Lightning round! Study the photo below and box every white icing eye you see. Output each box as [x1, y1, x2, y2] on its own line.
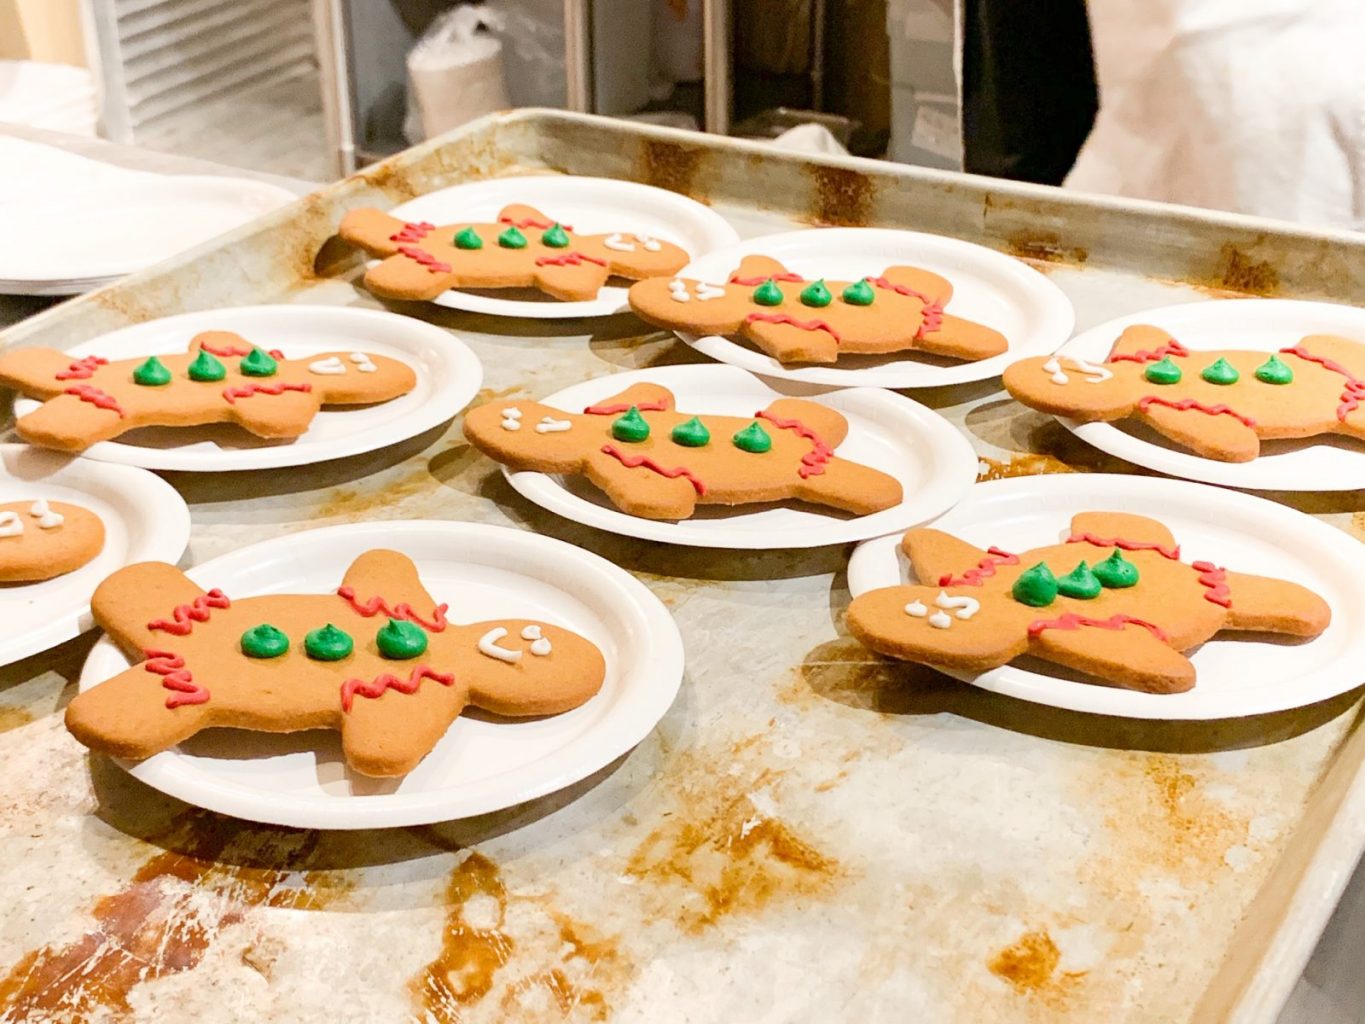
[521, 624, 543, 640]
[928, 611, 952, 629]
[905, 600, 927, 617]
[668, 279, 691, 303]
[0, 511, 22, 537]
[603, 233, 636, 252]
[530, 638, 552, 656]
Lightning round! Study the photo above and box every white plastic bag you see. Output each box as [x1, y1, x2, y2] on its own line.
[405, 5, 510, 142]
[486, 0, 567, 108]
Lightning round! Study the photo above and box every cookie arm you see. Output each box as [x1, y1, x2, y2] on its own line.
[901, 529, 997, 587]
[15, 392, 130, 450]
[65, 664, 214, 761]
[337, 549, 442, 616]
[92, 562, 215, 653]
[1221, 572, 1332, 637]
[363, 252, 461, 302]
[0, 347, 85, 397]
[337, 207, 410, 257]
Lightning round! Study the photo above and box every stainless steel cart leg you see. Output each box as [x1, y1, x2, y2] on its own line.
[702, 0, 731, 134]
[312, 0, 357, 176]
[564, 0, 594, 113]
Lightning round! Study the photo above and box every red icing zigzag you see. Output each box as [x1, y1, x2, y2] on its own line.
[63, 385, 126, 418]
[222, 382, 313, 404]
[1281, 344, 1365, 422]
[340, 665, 456, 713]
[1027, 612, 1169, 643]
[143, 649, 210, 708]
[1138, 396, 1257, 428]
[1109, 339, 1191, 364]
[336, 586, 450, 632]
[55, 356, 108, 381]
[147, 589, 231, 636]
[745, 313, 843, 344]
[755, 409, 834, 479]
[937, 547, 1020, 588]
[600, 444, 707, 495]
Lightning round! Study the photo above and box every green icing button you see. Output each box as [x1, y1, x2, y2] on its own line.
[611, 406, 650, 443]
[799, 279, 832, 308]
[239, 347, 277, 378]
[376, 618, 428, 660]
[1144, 357, 1183, 385]
[752, 278, 784, 306]
[498, 226, 527, 249]
[132, 356, 171, 387]
[1254, 354, 1293, 385]
[1056, 561, 1102, 600]
[240, 624, 289, 659]
[454, 226, 483, 250]
[541, 223, 570, 248]
[304, 623, 353, 661]
[1201, 357, 1240, 385]
[187, 349, 226, 382]
[841, 278, 875, 306]
[670, 416, 710, 447]
[1092, 549, 1139, 589]
[1012, 562, 1059, 607]
[732, 421, 772, 453]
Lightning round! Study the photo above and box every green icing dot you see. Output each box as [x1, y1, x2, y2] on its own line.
[670, 416, 710, 447]
[239, 347, 277, 378]
[1092, 549, 1139, 589]
[541, 223, 570, 248]
[132, 356, 171, 387]
[732, 421, 772, 453]
[304, 623, 353, 661]
[1144, 357, 1183, 385]
[187, 349, 226, 382]
[799, 279, 832, 308]
[1254, 354, 1294, 385]
[240, 624, 289, 659]
[1201, 357, 1240, 385]
[611, 406, 650, 443]
[498, 226, 527, 249]
[1056, 561, 1102, 600]
[1012, 562, 1059, 607]
[752, 278, 784, 306]
[454, 226, 483, 250]
[376, 618, 428, 660]
[841, 278, 875, 306]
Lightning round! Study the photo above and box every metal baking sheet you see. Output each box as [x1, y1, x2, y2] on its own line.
[2, 110, 1364, 1023]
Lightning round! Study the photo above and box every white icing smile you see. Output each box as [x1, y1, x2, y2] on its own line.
[0, 511, 22, 537]
[534, 416, 572, 434]
[693, 282, 726, 301]
[309, 357, 347, 375]
[1043, 355, 1113, 385]
[604, 233, 635, 252]
[477, 627, 522, 663]
[934, 591, 980, 620]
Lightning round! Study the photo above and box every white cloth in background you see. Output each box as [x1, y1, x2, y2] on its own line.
[1066, 0, 1365, 230]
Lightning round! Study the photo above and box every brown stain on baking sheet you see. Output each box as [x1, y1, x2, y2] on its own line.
[977, 454, 1080, 481]
[636, 138, 708, 200]
[0, 707, 33, 734]
[805, 164, 875, 226]
[0, 816, 352, 1023]
[988, 929, 1088, 1011]
[1005, 231, 1088, 266]
[1208, 242, 1280, 296]
[413, 852, 626, 1023]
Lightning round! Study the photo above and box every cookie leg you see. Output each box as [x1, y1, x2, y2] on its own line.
[794, 460, 904, 515]
[1220, 571, 1332, 636]
[339, 679, 467, 777]
[533, 262, 613, 302]
[364, 252, 461, 302]
[1028, 617, 1196, 693]
[1139, 402, 1261, 462]
[743, 319, 842, 364]
[847, 584, 1030, 671]
[585, 450, 702, 519]
[917, 314, 1009, 361]
[65, 664, 214, 760]
[16, 392, 130, 450]
[226, 388, 326, 439]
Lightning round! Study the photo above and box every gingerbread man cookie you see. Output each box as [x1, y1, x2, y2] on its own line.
[0, 498, 103, 582]
[626, 255, 1008, 365]
[65, 550, 607, 777]
[0, 331, 416, 452]
[337, 203, 689, 302]
[463, 382, 904, 520]
[1003, 327, 1365, 462]
[847, 512, 1330, 694]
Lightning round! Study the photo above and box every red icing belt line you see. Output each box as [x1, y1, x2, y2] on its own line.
[1137, 396, 1257, 428]
[147, 589, 231, 635]
[535, 252, 606, 268]
[55, 356, 108, 380]
[868, 276, 944, 336]
[143, 649, 210, 708]
[584, 399, 669, 415]
[390, 221, 434, 243]
[500, 215, 570, 230]
[728, 272, 806, 285]
[336, 586, 450, 632]
[600, 444, 707, 495]
[397, 245, 452, 274]
[745, 312, 842, 344]
[754, 409, 834, 479]
[341, 665, 455, 712]
[201, 342, 286, 360]
[1108, 339, 1191, 363]
[222, 382, 313, 404]
[1068, 531, 1232, 607]
[937, 547, 1020, 587]
[63, 385, 126, 418]
[1281, 344, 1365, 421]
[1027, 613, 1169, 643]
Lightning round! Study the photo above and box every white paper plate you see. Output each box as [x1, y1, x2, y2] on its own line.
[503, 364, 979, 548]
[0, 444, 190, 667]
[1051, 298, 1365, 490]
[381, 175, 740, 319]
[0, 172, 294, 292]
[672, 227, 1075, 388]
[847, 474, 1365, 720]
[77, 520, 684, 829]
[11, 305, 483, 472]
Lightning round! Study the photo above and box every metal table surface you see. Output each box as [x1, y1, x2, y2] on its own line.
[1, 112, 1364, 1024]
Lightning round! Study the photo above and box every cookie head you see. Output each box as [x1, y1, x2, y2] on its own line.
[468, 619, 607, 716]
[463, 398, 586, 471]
[1002, 354, 1134, 419]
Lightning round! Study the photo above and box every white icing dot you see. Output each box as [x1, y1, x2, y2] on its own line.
[1043, 357, 1068, 385]
[503, 407, 523, 419]
[0, 511, 22, 537]
[477, 627, 522, 663]
[639, 236, 662, 252]
[668, 279, 691, 303]
[521, 624, 543, 640]
[309, 357, 346, 375]
[929, 611, 953, 629]
[905, 600, 927, 617]
[530, 638, 552, 656]
[348, 351, 378, 373]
